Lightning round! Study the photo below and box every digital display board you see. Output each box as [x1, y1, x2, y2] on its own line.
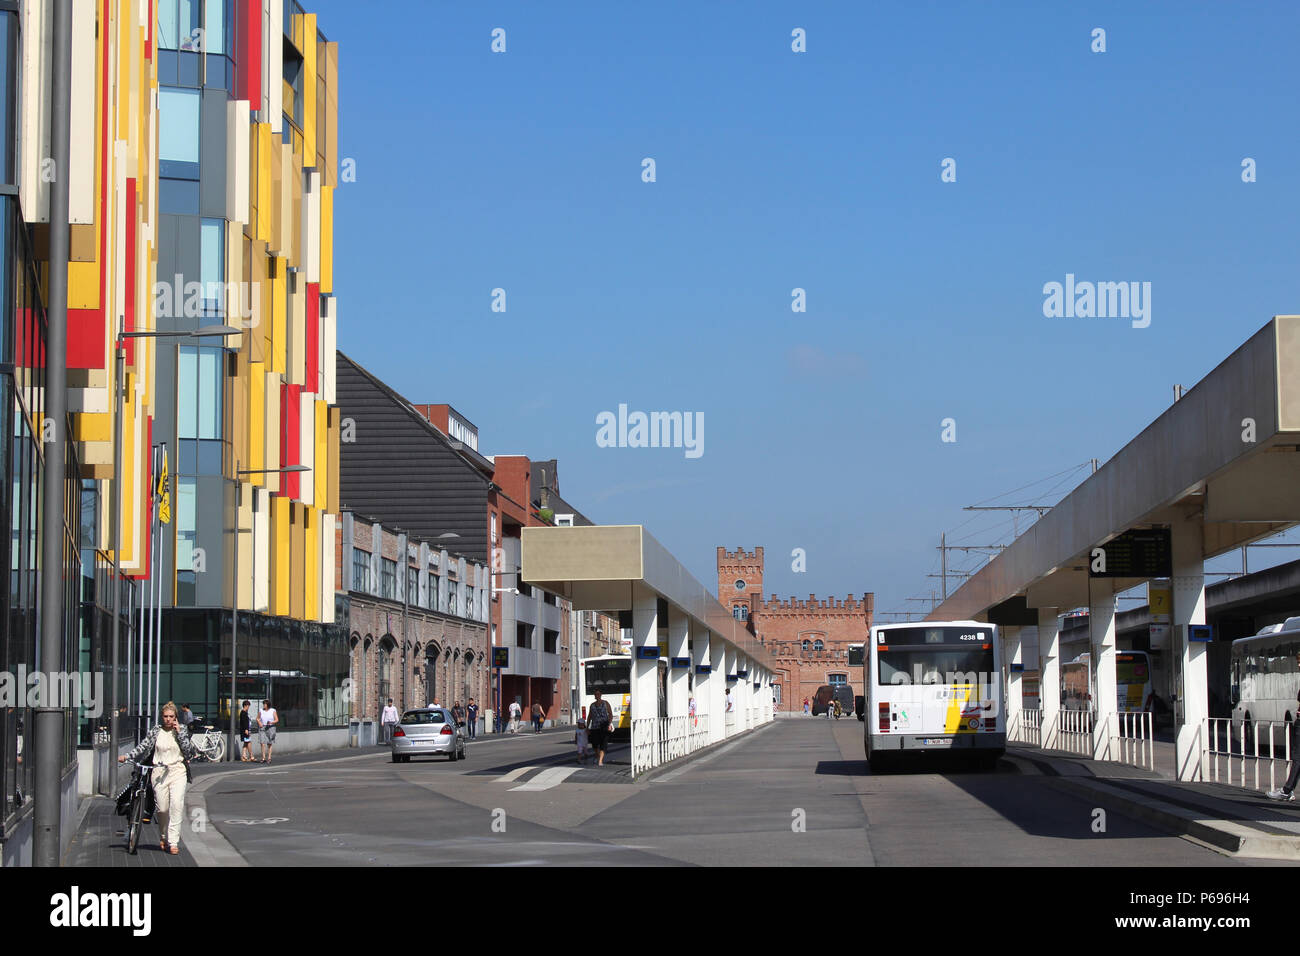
[1089, 529, 1172, 578]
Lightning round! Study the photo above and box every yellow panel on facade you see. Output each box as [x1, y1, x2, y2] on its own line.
[270, 136, 285, 255]
[264, 369, 282, 494]
[314, 399, 327, 506]
[272, 495, 290, 615]
[232, 346, 248, 468]
[249, 361, 265, 483]
[73, 412, 110, 443]
[324, 43, 338, 188]
[304, 506, 318, 621]
[257, 123, 273, 243]
[302, 14, 317, 168]
[271, 259, 286, 375]
[320, 185, 333, 294]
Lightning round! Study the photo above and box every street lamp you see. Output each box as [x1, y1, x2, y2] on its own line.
[227, 462, 311, 761]
[108, 322, 238, 795]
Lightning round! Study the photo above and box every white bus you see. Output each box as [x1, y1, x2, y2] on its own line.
[1230, 617, 1300, 744]
[863, 621, 1004, 772]
[579, 654, 667, 735]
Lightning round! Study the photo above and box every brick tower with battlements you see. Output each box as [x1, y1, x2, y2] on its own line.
[717, 546, 873, 714]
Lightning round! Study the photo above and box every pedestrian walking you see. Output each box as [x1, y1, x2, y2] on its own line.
[575, 718, 589, 764]
[803, 697, 810, 716]
[587, 691, 613, 767]
[452, 701, 465, 728]
[239, 700, 255, 761]
[508, 698, 522, 735]
[466, 698, 479, 739]
[258, 700, 279, 763]
[119, 701, 197, 855]
[381, 698, 399, 745]
[531, 701, 544, 734]
[180, 703, 194, 733]
[1269, 690, 1300, 801]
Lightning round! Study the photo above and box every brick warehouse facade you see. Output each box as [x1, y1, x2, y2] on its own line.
[717, 547, 873, 713]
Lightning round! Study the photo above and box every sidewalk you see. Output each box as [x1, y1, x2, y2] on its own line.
[1004, 743, 1300, 861]
[63, 796, 197, 868]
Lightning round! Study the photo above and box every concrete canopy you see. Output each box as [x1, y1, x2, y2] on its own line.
[932, 315, 1300, 620]
[521, 524, 775, 670]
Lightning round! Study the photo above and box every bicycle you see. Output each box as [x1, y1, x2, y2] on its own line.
[190, 724, 227, 763]
[123, 760, 158, 855]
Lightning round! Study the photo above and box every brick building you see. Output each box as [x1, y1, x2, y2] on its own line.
[339, 512, 492, 732]
[717, 547, 873, 713]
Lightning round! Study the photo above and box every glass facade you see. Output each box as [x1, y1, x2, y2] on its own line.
[158, 609, 348, 731]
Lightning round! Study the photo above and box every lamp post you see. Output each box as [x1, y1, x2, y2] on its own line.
[227, 462, 311, 761]
[108, 323, 237, 796]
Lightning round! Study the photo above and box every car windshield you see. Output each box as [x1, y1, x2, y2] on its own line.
[402, 710, 446, 724]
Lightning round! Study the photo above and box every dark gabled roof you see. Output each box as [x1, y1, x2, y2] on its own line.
[530, 458, 597, 526]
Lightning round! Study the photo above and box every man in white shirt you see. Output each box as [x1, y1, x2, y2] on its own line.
[258, 701, 279, 763]
[381, 698, 399, 745]
[508, 699, 522, 735]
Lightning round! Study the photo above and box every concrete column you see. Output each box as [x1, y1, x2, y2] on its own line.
[1172, 515, 1208, 782]
[710, 635, 726, 743]
[1004, 626, 1022, 737]
[723, 643, 738, 737]
[1038, 607, 1061, 750]
[691, 622, 710, 741]
[630, 587, 659, 727]
[737, 655, 750, 730]
[667, 607, 689, 721]
[1089, 587, 1118, 761]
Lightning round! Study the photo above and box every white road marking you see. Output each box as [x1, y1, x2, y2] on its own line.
[494, 766, 538, 783]
[508, 767, 580, 791]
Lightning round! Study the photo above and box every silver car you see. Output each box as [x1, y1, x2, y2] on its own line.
[390, 708, 467, 763]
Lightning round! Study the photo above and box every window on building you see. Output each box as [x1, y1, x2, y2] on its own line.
[177, 346, 224, 475]
[814, 639, 825, 652]
[351, 549, 370, 593]
[176, 477, 197, 604]
[428, 572, 439, 611]
[733, 605, 747, 621]
[801, 639, 810, 652]
[380, 558, 397, 600]
[407, 567, 417, 605]
[828, 673, 847, 686]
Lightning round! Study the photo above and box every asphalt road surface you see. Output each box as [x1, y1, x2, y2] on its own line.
[192, 718, 1253, 866]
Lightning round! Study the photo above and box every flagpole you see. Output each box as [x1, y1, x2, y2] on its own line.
[153, 445, 168, 718]
[145, 444, 157, 723]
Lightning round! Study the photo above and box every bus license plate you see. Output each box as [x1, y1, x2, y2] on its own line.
[922, 738, 949, 745]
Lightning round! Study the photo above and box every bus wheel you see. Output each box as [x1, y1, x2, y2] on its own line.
[868, 753, 890, 775]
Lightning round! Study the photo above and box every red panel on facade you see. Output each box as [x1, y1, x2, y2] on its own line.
[146, 0, 154, 59]
[280, 383, 301, 499]
[236, 0, 263, 105]
[67, 308, 105, 368]
[305, 283, 319, 392]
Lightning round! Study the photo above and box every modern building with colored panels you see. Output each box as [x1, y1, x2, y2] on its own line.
[10, 0, 348, 757]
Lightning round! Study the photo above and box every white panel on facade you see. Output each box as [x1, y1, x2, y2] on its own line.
[301, 169, 320, 282]
[320, 512, 335, 623]
[20, 0, 51, 221]
[321, 295, 336, 403]
[227, 99, 250, 224]
[286, 270, 305, 384]
[254, 487, 270, 612]
[112, 142, 127, 346]
[298, 391, 315, 506]
[267, 0, 283, 134]
[70, 0, 94, 222]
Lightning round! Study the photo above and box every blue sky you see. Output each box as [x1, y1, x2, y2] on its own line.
[315, 1, 1300, 616]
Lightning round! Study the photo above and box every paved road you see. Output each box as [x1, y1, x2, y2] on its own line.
[191, 719, 1252, 866]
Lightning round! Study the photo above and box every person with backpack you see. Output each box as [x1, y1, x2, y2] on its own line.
[508, 698, 522, 734]
[587, 691, 613, 767]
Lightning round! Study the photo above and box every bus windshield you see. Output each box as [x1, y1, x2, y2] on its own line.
[584, 660, 631, 695]
[879, 648, 995, 686]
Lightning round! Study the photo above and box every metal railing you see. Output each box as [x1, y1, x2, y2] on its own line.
[1008, 707, 1041, 746]
[1058, 708, 1092, 757]
[632, 714, 714, 776]
[1116, 711, 1155, 771]
[1204, 717, 1293, 793]
[724, 708, 736, 736]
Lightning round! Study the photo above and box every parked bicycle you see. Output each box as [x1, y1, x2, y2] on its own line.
[189, 724, 227, 763]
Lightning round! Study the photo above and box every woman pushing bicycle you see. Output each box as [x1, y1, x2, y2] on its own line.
[119, 700, 198, 854]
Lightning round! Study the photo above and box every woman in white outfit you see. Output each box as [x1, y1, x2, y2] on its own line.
[120, 701, 197, 854]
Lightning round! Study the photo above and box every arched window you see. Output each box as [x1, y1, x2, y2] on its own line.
[814, 639, 824, 652]
[801, 639, 810, 652]
[733, 605, 748, 621]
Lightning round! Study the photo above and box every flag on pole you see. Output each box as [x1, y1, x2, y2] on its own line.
[156, 446, 171, 524]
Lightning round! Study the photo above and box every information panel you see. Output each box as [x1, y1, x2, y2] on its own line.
[1089, 529, 1172, 578]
